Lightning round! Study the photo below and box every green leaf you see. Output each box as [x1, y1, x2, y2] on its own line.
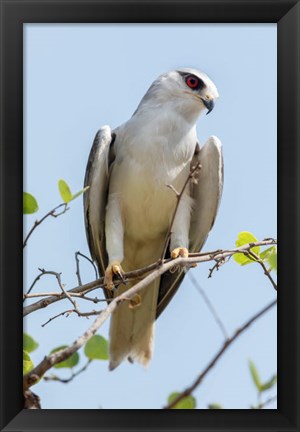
[260, 246, 277, 273]
[167, 392, 196, 409]
[208, 403, 223, 409]
[260, 374, 277, 392]
[71, 186, 90, 201]
[249, 360, 262, 391]
[233, 232, 260, 266]
[23, 192, 39, 214]
[23, 333, 39, 353]
[259, 246, 276, 261]
[268, 251, 277, 273]
[50, 345, 80, 369]
[23, 350, 34, 375]
[58, 179, 73, 203]
[84, 335, 109, 361]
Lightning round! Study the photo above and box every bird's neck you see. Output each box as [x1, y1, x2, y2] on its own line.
[132, 99, 203, 138]
[134, 90, 206, 125]
[123, 107, 197, 169]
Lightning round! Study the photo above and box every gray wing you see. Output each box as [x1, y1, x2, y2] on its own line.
[189, 136, 224, 252]
[156, 136, 224, 318]
[84, 126, 116, 293]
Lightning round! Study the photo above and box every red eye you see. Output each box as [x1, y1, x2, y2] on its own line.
[186, 75, 200, 89]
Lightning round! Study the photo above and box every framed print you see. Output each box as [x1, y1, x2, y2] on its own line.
[0, 0, 299, 431]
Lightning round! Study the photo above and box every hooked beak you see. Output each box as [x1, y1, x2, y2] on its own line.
[201, 97, 215, 115]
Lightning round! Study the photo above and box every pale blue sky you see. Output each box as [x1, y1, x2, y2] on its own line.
[24, 24, 277, 409]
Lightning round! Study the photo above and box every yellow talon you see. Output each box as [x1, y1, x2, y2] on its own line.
[104, 261, 124, 290]
[171, 247, 189, 259]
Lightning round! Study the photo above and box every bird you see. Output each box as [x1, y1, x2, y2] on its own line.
[84, 68, 223, 370]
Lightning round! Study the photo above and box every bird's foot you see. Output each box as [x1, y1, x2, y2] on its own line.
[171, 247, 189, 259]
[104, 261, 125, 290]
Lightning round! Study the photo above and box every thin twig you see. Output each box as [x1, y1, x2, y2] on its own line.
[23, 292, 109, 304]
[23, 271, 47, 303]
[163, 298, 277, 409]
[75, 251, 98, 284]
[41, 308, 103, 327]
[247, 250, 277, 291]
[41, 310, 74, 327]
[44, 360, 92, 384]
[23, 203, 68, 248]
[189, 272, 229, 340]
[75, 252, 83, 286]
[208, 256, 228, 278]
[256, 395, 277, 409]
[79, 294, 110, 303]
[160, 162, 202, 261]
[38, 269, 78, 310]
[24, 292, 64, 299]
[23, 240, 277, 317]
[189, 249, 222, 257]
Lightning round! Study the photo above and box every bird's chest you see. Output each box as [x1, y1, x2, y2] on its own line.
[114, 132, 195, 241]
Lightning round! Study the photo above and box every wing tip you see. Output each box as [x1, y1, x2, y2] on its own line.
[207, 135, 222, 150]
[101, 124, 111, 132]
[95, 125, 111, 141]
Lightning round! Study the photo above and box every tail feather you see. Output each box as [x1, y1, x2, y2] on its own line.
[108, 282, 134, 370]
[108, 236, 164, 370]
[108, 277, 160, 370]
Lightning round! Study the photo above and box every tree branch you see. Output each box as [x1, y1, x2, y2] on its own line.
[189, 272, 229, 340]
[23, 203, 68, 248]
[23, 239, 277, 317]
[24, 389, 41, 409]
[160, 162, 202, 260]
[23, 255, 194, 390]
[256, 395, 277, 409]
[38, 269, 78, 310]
[163, 298, 277, 409]
[74, 251, 98, 286]
[23, 271, 47, 303]
[23, 241, 277, 391]
[43, 360, 92, 384]
[41, 307, 103, 327]
[247, 250, 277, 291]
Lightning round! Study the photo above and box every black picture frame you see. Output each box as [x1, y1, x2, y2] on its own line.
[0, 0, 299, 430]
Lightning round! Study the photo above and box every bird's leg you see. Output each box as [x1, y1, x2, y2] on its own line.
[104, 261, 125, 290]
[105, 193, 125, 289]
[171, 247, 189, 259]
[170, 190, 192, 260]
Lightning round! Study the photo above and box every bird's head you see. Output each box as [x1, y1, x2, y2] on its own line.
[177, 68, 218, 114]
[135, 68, 219, 123]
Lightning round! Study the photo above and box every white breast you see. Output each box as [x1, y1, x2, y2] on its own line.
[109, 111, 197, 242]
